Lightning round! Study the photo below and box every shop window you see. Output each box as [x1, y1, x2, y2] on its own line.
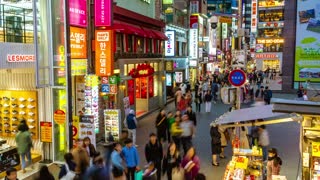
[155, 40, 159, 54]
[128, 64, 134, 74]
[127, 79, 135, 105]
[154, 62, 159, 71]
[135, 77, 148, 98]
[116, 33, 123, 53]
[127, 35, 133, 52]
[147, 38, 152, 53]
[136, 37, 144, 53]
[124, 64, 128, 76]
[153, 75, 158, 96]
[148, 76, 154, 98]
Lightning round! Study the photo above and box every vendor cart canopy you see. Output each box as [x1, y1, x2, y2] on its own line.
[216, 105, 286, 125]
[272, 98, 320, 115]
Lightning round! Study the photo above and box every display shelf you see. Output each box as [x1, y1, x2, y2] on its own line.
[0, 90, 38, 139]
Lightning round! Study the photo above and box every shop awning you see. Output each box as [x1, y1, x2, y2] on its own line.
[152, 30, 168, 40]
[141, 27, 157, 39]
[112, 22, 147, 37]
[216, 105, 286, 125]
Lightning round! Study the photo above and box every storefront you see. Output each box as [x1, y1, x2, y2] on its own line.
[0, 43, 42, 177]
[255, 52, 282, 73]
[119, 60, 164, 117]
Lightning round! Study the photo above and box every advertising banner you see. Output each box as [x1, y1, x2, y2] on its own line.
[295, 0, 320, 82]
[104, 109, 121, 141]
[95, 30, 114, 76]
[190, 15, 198, 29]
[189, 29, 198, 59]
[69, 0, 87, 27]
[70, 27, 87, 59]
[251, 0, 257, 33]
[95, 0, 112, 27]
[71, 59, 87, 75]
[165, 31, 175, 57]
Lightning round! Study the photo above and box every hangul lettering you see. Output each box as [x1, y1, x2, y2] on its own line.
[100, 42, 106, 50]
[100, 58, 106, 67]
[100, 68, 106, 74]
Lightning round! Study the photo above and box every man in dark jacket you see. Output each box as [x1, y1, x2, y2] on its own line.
[263, 86, 272, 105]
[185, 105, 197, 126]
[145, 133, 163, 180]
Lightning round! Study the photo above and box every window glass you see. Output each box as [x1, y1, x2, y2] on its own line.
[136, 37, 144, 53]
[127, 35, 133, 52]
[116, 33, 123, 53]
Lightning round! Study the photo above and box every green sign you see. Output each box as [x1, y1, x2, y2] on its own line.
[295, 0, 320, 82]
[163, 0, 173, 4]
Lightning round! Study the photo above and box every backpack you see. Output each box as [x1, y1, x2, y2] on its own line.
[60, 163, 76, 180]
[127, 114, 137, 129]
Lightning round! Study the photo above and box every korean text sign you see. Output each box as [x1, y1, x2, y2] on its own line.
[189, 29, 198, 59]
[70, 27, 87, 59]
[69, 0, 87, 27]
[165, 31, 175, 57]
[95, 30, 114, 76]
[95, 0, 112, 27]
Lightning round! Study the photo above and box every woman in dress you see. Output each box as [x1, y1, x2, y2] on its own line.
[181, 147, 200, 180]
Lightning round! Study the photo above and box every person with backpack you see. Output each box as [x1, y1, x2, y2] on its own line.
[144, 133, 163, 180]
[59, 153, 76, 179]
[263, 86, 272, 105]
[267, 148, 282, 180]
[126, 110, 138, 147]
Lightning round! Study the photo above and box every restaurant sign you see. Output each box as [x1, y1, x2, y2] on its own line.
[95, 30, 114, 76]
[128, 63, 154, 78]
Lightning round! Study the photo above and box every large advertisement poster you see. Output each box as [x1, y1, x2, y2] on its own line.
[295, 0, 320, 82]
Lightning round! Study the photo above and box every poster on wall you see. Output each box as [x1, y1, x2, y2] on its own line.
[175, 72, 183, 83]
[104, 109, 121, 141]
[295, 0, 320, 82]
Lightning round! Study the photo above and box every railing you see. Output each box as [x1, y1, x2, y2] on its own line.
[0, 4, 34, 43]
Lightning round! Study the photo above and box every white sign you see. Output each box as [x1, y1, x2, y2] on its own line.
[189, 29, 198, 59]
[189, 60, 197, 67]
[190, 1, 199, 14]
[251, 0, 257, 33]
[7, 54, 35, 62]
[175, 72, 183, 83]
[165, 31, 175, 56]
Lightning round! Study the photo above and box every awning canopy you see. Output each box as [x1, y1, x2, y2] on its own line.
[216, 105, 286, 125]
[152, 30, 169, 40]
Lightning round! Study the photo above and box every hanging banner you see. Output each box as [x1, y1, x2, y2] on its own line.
[165, 31, 175, 57]
[295, 0, 320, 82]
[69, 0, 87, 27]
[189, 29, 198, 59]
[95, 0, 112, 27]
[95, 30, 114, 76]
[251, 0, 257, 33]
[70, 27, 87, 59]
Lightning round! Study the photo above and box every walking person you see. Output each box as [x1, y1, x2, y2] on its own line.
[72, 139, 90, 178]
[258, 125, 270, 161]
[171, 115, 183, 151]
[162, 142, 181, 180]
[204, 90, 213, 113]
[175, 88, 183, 109]
[185, 105, 197, 127]
[84, 155, 110, 179]
[82, 136, 97, 165]
[15, 120, 33, 173]
[181, 147, 200, 180]
[155, 109, 168, 143]
[211, 79, 219, 103]
[180, 114, 195, 154]
[267, 148, 282, 180]
[126, 109, 138, 147]
[144, 133, 163, 180]
[263, 86, 272, 105]
[35, 165, 54, 180]
[194, 89, 202, 113]
[122, 139, 140, 180]
[167, 111, 175, 142]
[210, 122, 221, 166]
[58, 153, 76, 179]
[111, 142, 126, 179]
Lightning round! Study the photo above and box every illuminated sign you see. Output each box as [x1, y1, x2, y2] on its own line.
[251, 0, 257, 33]
[141, 0, 150, 4]
[189, 29, 198, 59]
[255, 53, 279, 59]
[95, 30, 114, 76]
[7, 54, 35, 62]
[70, 27, 87, 59]
[259, 0, 284, 7]
[71, 59, 87, 75]
[163, 0, 173, 4]
[257, 38, 284, 44]
[165, 31, 175, 56]
[219, 17, 232, 23]
[258, 22, 284, 28]
[95, 0, 112, 27]
[69, 0, 87, 27]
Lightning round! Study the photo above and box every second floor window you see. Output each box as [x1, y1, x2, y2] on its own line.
[116, 33, 123, 53]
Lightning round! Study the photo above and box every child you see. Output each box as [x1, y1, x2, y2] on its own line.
[5, 168, 18, 180]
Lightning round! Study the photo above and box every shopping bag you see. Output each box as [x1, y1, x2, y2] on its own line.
[172, 167, 184, 180]
[134, 170, 143, 180]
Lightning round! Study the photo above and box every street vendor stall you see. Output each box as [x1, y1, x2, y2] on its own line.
[215, 99, 320, 180]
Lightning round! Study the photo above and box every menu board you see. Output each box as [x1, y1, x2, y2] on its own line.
[104, 109, 121, 141]
[84, 75, 99, 133]
[40, 122, 52, 143]
[75, 76, 86, 116]
[79, 115, 96, 147]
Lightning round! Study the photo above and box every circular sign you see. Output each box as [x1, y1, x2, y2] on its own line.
[228, 69, 247, 87]
[53, 109, 66, 125]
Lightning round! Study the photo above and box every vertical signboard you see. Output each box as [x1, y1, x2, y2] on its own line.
[104, 109, 121, 141]
[95, 0, 112, 27]
[70, 27, 87, 59]
[69, 0, 87, 27]
[165, 31, 175, 57]
[189, 29, 198, 59]
[295, 0, 320, 82]
[95, 30, 114, 76]
[251, 0, 257, 33]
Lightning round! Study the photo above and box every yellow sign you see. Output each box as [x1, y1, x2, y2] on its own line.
[235, 157, 249, 169]
[40, 122, 52, 143]
[54, 109, 66, 125]
[219, 17, 232, 24]
[312, 142, 320, 157]
[257, 38, 284, 44]
[71, 59, 87, 76]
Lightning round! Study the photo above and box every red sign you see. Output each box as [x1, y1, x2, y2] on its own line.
[190, 15, 198, 28]
[101, 76, 109, 84]
[109, 85, 117, 94]
[255, 53, 278, 59]
[95, 0, 112, 27]
[54, 109, 66, 125]
[228, 69, 247, 87]
[7, 54, 35, 62]
[128, 63, 155, 78]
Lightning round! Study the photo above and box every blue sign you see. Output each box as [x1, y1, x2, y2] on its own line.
[228, 69, 246, 87]
[101, 84, 110, 93]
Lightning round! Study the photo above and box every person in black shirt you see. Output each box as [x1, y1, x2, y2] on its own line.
[185, 105, 197, 126]
[145, 133, 163, 180]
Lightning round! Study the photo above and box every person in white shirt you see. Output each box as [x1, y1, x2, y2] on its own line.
[258, 125, 270, 161]
[180, 83, 187, 95]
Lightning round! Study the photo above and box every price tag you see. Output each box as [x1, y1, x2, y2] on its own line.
[312, 142, 320, 157]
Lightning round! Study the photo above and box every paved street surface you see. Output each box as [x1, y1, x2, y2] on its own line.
[136, 93, 300, 179]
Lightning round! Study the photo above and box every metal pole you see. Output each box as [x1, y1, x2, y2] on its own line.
[64, 0, 73, 150]
[238, 0, 243, 50]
